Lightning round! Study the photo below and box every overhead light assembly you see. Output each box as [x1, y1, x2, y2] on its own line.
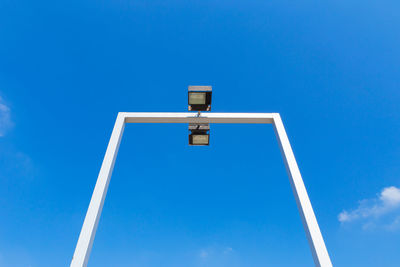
[188, 86, 212, 111]
[188, 86, 212, 146]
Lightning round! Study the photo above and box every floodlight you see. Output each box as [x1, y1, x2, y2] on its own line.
[188, 86, 212, 111]
[191, 134, 209, 145]
[189, 123, 210, 146]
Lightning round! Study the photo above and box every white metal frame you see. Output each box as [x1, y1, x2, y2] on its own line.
[70, 112, 333, 267]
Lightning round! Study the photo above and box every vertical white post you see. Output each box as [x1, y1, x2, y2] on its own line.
[70, 113, 126, 267]
[272, 114, 332, 267]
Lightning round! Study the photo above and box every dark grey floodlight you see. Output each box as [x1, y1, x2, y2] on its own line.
[189, 123, 210, 146]
[188, 86, 212, 111]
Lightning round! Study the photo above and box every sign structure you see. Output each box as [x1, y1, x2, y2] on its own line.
[70, 112, 333, 267]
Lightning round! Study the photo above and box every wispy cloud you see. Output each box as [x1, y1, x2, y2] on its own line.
[0, 146, 35, 181]
[199, 249, 209, 259]
[0, 95, 34, 182]
[338, 186, 400, 230]
[0, 96, 13, 137]
[386, 216, 400, 231]
[198, 246, 234, 260]
[223, 247, 233, 254]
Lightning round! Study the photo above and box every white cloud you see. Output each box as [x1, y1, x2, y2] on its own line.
[381, 186, 400, 205]
[338, 186, 400, 229]
[0, 97, 13, 137]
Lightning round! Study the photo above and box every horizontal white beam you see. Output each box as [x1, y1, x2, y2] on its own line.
[122, 112, 276, 124]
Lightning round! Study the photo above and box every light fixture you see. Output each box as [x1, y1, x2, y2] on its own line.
[188, 86, 212, 111]
[189, 123, 210, 146]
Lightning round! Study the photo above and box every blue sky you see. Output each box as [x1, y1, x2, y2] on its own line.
[1, 0, 400, 266]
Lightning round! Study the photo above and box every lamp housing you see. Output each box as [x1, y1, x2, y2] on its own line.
[188, 123, 210, 146]
[188, 86, 212, 111]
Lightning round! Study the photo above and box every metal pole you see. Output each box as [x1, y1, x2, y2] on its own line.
[70, 112, 332, 267]
[70, 113, 125, 267]
[272, 114, 332, 267]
